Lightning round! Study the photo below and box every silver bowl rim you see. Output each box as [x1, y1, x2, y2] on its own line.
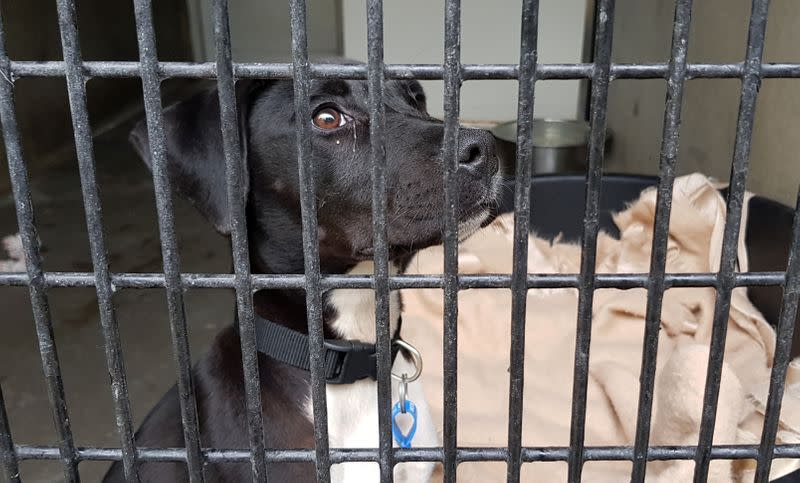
[491, 118, 600, 148]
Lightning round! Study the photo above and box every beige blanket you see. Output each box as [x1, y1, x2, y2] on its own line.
[402, 173, 800, 482]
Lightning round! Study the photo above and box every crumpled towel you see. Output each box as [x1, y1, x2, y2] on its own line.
[401, 173, 800, 482]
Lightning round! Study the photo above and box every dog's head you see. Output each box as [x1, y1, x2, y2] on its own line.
[130, 65, 501, 271]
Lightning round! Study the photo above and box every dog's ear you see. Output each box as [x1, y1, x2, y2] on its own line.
[129, 81, 264, 235]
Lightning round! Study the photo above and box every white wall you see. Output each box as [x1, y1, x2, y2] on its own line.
[342, 0, 591, 123]
[187, 0, 341, 61]
[606, 0, 800, 205]
[185, 0, 591, 123]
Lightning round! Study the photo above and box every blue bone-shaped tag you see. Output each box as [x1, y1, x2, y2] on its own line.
[391, 400, 418, 448]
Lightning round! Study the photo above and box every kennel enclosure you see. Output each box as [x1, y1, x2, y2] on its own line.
[0, 0, 799, 482]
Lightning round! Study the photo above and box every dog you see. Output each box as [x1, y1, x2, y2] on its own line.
[103, 60, 501, 482]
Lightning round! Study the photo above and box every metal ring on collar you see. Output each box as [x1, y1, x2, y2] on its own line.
[391, 339, 423, 383]
[399, 374, 408, 413]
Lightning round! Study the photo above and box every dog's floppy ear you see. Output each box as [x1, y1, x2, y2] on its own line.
[129, 81, 264, 235]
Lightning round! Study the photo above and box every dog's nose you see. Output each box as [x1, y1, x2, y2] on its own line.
[457, 128, 498, 176]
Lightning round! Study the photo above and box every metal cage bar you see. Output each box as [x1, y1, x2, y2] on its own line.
[0, 270, 788, 290]
[10, 442, 800, 463]
[506, 0, 539, 481]
[441, 0, 462, 480]
[693, 0, 771, 480]
[755, 187, 800, 480]
[288, 1, 332, 482]
[0, 9, 81, 483]
[630, 0, 693, 480]
[131, 0, 205, 480]
[56, 0, 141, 479]
[0, 384, 20, 483]
[567, 0, 615, 480]
[365, 0, 395, 480]
[210, 0, 268, 480]
[6, 61, 800, 81]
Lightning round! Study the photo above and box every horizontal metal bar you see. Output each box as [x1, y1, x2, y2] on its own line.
[7, 61, 800, 80]
[14, 444, 800, 463]
[0, 271, 785, 289]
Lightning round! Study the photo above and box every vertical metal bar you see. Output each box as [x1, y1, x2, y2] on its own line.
[131, 0, 205, 481]
[567, 0, 615, 481]
[288, 1, 331, 482]
[754, 187, 800, 481]
[693, 0, 770, 480]
[210, 0, 267, 481]
[505, 0, 539, 481]
[630, 0, 693, 481]
[0, 11, 79, 483]
[0, 384, 21, 483]
[366, 0, 394, 481]
[441, 0, 462, 481]
[54, 0, 139, 480]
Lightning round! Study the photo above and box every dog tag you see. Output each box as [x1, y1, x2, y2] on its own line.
[392, 399, 418, 448]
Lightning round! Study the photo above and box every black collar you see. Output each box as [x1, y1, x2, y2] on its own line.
[253, 314, 403, 384]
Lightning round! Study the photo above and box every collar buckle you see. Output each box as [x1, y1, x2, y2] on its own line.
[323, 339, 378, 384]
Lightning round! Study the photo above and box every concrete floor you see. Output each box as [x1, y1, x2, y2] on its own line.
[0, 119, 236, 482]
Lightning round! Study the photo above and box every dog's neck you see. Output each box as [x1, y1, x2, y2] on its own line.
[326, 261, 402, 342]
[251, 259, 403, 343]
[246, 198, 406, 342]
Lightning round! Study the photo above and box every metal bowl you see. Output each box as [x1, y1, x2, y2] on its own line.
[491, 119, 610, 175]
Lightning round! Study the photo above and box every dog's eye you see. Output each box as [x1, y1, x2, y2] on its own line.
[312, 107, 347, 130]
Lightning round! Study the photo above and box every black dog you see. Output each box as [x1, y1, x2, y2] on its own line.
[104, 60, 500, 482]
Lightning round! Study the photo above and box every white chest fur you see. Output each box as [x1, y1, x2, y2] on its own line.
[307, 261, 438, 483]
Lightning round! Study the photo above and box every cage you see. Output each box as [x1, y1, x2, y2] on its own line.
[0, 0, 798, 482]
